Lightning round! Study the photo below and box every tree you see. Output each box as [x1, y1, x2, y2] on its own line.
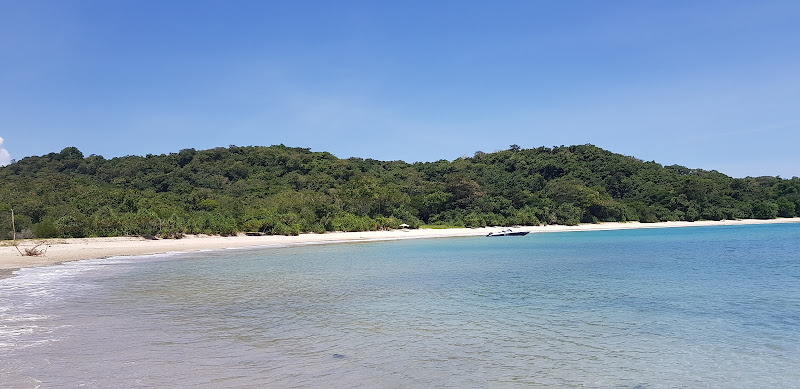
[777, 198, 796, 217]
[445, 174, 484, 208]
[0, 143, 794, 238]
[752, 201, 779, 219]
[0, 205, 15, 240]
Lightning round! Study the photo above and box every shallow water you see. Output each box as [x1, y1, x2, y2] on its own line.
[2, 224, 799, 388]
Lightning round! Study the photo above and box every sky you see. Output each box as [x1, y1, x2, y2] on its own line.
[1, 0, 799, 178]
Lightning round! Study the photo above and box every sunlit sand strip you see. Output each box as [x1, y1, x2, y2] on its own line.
[2, 218, 799, 273]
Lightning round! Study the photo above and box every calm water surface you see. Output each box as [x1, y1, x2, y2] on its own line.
[2, 223, 799, 388]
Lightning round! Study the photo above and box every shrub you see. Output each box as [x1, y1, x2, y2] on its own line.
[331, 213, 375, 232]
[33, 220, 59, 238]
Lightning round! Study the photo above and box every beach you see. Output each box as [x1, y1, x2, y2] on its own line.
[3, 220, 800, 387]
[2, 218, 799, 274]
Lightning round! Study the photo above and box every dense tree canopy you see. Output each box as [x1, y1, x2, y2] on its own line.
[1, 144, 798, 239]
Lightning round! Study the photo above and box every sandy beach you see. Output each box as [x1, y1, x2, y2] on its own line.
[2, 218, 799, 275]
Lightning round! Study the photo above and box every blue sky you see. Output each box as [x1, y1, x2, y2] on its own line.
[2, 0, 798, 177]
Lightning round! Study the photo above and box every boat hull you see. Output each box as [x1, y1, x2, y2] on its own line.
[487, 231, 530, 237]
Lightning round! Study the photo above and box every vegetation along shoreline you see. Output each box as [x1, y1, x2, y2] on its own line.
[2, 144, 798, 244]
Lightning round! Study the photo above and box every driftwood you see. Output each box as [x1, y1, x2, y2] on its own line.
[14, 242, 49, 257]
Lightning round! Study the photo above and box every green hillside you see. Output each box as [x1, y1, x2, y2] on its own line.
[1, 144, 798, 239]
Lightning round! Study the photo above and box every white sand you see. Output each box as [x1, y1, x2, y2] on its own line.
[2, 218, 799, 274]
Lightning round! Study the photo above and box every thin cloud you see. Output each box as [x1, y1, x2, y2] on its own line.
[0, 137, 12, 166]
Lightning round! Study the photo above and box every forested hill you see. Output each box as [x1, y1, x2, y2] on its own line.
[1, 144, 799, 239]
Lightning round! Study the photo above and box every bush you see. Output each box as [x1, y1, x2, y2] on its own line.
[207, 213, 237, 236]
[54, 213, 90, 238]
[512, 207, 541, 226]
[271, 222, 300, 236]
[331, 213, 375, 232]
[555, 204, 581, 226]
[463, 212, 486, 227]
[685, 206, 700, 222]
[33, 220, 59, 238]
[307, 222, 327, 234]
[374, 216, 402, 230]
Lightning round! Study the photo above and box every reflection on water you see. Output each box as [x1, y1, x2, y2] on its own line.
[2, 224, 800, 388]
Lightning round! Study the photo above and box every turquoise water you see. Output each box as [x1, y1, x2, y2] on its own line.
[2, 223, 799, 388]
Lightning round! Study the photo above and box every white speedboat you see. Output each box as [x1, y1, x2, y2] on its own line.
[487, 229, 530, 237]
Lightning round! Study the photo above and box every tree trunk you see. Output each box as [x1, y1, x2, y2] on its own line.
[10, 207, 15, 241]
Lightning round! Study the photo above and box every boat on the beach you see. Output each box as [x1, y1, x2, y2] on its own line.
[487, 229, 530, 237]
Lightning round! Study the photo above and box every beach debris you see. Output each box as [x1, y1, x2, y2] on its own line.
[332, 353, 346, 359]
[13, 241, 49, 257]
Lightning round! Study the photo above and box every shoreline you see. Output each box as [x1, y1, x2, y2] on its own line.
[2, 218, 799, 277]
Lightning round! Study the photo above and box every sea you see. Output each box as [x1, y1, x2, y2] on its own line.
[1, 223, 799, 388]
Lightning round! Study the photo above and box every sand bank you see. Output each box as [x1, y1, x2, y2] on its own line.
[2, 218, 799, 274]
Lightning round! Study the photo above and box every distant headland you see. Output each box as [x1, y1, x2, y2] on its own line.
[1, 144, 798, 241]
